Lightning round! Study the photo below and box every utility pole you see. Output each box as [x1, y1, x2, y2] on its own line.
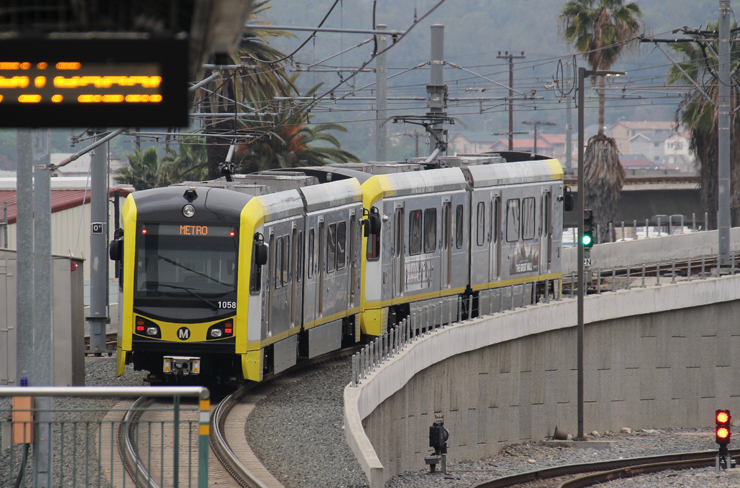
[427, 24, 447, 157]
[522, 120, 556, 155]
[718, 0, 731, 267]
[565, 60, 574, 172]
[88, 131, 109, 354]
[375, 24, 388, 162]
[497, 51, 526, 150]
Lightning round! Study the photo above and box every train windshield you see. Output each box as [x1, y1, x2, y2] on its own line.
[134, 224, 238, 306]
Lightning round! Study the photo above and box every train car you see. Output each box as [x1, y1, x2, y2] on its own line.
[111, 174, 364, 384]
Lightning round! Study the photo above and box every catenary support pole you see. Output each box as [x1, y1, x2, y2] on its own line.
[565, 60, 573, 172]
[428, 24, 446, 156]
[375, 24, 387, 162]
[88, 131, 109, 354]
[577, 67, 586, 441]
[33, 129, 53, 488]
[718, 0, 731, 267]
[15, 129, 33, 386]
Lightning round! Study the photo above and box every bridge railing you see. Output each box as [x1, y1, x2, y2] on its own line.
[0, 386, 210, 488]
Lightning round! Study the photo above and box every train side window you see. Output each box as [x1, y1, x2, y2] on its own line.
[455, 204, 464, 249]
[522, 197, 536, 240]
[424, 208, 436, 253]
[366, 222, 380, 261]
[275, 237, 283, 289]
[283, 235, 290, 285]
[476, 202, 485, 246]
[409, 209, 422, 255]
[492, 198, 500, 243]
[506, 199, 521, 242]
[327, 223, 337, 273]
[250, 242, 262, 295]
[308, 228, 315, 279]
[297, 231, 303, 282]
[337, 221, 346, 270]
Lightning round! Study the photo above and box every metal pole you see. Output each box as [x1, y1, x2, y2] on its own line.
[577, 66, 586, 441]
[88, 132, 109, 354]
[429, 24, 446, 156]
[16, 129, 33, 387]
[33, 129, 53, 488]
[718, 0, 732, 267]
[375, 25, 388, 162]
[565, 61, 573, 171]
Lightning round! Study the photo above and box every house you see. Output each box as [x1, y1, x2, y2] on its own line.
[609, 121, 675, 155]
[628, 133, 668, 164]
[449, 132, 498, 155]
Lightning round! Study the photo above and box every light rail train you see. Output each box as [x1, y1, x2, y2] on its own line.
[110, 153, 566, 384]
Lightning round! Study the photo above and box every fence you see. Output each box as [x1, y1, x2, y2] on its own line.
[567, 212, 714, 246]
[0, 386, 210, 488]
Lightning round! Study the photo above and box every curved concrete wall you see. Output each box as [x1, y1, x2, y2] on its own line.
[345, 274, 740, 486]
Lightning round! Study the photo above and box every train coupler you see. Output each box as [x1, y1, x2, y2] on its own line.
[163, 356, 201, 375]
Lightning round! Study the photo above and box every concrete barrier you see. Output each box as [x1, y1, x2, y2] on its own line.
[563, 227, 740, 274]
[345, 273, 740, 483]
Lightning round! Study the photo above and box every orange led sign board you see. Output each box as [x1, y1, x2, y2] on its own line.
[0, 38, 188, 127]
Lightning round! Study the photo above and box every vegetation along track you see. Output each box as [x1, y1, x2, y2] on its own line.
[472, 449, 740, 488]
[119, 346, 361, 488]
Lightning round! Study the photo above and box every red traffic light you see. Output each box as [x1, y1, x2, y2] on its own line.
[716, 409, 731, 446]
[717, 410, 730, 425]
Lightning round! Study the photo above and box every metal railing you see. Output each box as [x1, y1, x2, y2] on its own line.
[567, 212, 715, 246]
[351, 295, 493, 387]
[0, 386, 210, 488]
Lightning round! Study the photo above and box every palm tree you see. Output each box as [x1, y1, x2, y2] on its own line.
[161, 137, 210, 182]
[114, 147, 170, 190]
[193, 1, 297, 178]
[559, 0, 644, 241]
[235, 79, 360, 172]
[667, 22, 740, 228]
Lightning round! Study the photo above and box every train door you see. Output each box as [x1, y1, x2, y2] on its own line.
[317, 220, 325, 317]
[393, 205, 405, 297]
[290, 226, 297, 327]
[348, 213, 357, 308]
[267, 232, 275, 334]
[441, 200, 452, 288]
[541, 189, 553, 273]
[490, 194, 501, 281]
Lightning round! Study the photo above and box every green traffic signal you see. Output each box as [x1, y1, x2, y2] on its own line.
[582, 234, 592, 246]
[583, 209, 594, 249]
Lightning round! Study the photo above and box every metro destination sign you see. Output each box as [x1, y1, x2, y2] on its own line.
[0, 38, 188, 127]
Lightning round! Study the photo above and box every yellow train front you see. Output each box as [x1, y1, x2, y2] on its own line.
[111, 185, 253, 384]
[111, 174, 365, 385]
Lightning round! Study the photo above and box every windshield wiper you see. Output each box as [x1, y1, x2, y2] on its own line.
[157, 256, 233, 286]
[155, 283, 220, 312]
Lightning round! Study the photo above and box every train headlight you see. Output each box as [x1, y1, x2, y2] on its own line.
[183, 204, 196, 218]
[146, 327, 159, 336]
[210, 329, 223, 338]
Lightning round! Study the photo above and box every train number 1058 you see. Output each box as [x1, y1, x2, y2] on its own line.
[218, 301, 237, 309]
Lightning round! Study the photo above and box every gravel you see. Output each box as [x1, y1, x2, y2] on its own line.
[0, 356, 148, 488]
[244, 365, 369, 488]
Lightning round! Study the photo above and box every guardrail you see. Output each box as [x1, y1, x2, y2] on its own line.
[0, 386, 210, 488]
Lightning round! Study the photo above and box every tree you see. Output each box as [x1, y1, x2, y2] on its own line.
[236, 79, 360, 172]
[161, 137, 209, 182]
[114, 147, 170, 191]
[560, 0, 644, 241]
[193, 2, 296, 178]
[667, 22, 740, 228]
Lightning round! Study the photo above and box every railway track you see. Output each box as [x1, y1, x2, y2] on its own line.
[84, 332, 118, 353]
[117, 346, 360, 488]
[472, 449, 740, 488]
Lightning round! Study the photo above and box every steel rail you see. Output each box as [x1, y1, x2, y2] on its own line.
[472, 449, 740, 488]
[120, 396, 160, 488]
[210, 345, 364, 487]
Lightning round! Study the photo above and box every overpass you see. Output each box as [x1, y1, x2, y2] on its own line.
[563, 174, 701, 228]
[345, 229, 740, 488]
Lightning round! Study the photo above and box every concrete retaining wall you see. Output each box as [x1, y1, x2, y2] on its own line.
[562, 227, 740, 274]
[344, 274, 740, 486]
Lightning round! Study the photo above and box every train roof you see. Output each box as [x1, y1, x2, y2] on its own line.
[300, 178, 363, 213]
[253, 189, 304, 222]
[366, 167, 468, 199]
[463, 159, 564, 188]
